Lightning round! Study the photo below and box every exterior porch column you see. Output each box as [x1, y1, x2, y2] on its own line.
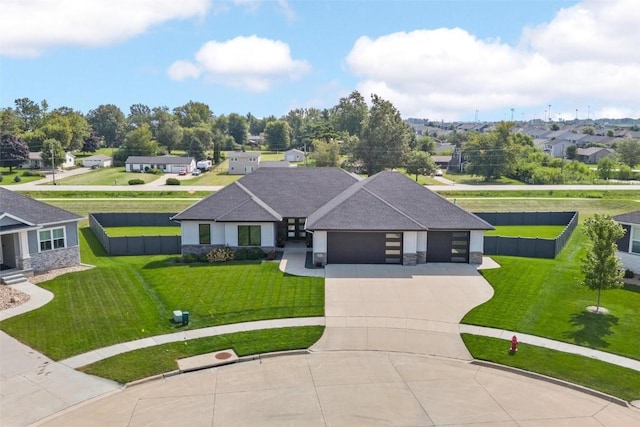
[17, 230, 32, 270]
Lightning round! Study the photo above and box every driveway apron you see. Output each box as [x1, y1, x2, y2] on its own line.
[311, 263, 494, 359]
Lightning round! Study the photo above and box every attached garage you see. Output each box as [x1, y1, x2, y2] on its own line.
[427, 231, 470, 263]
[327, 232, 402, 264]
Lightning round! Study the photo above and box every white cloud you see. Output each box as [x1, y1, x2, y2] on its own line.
[168, 35, 310, 91]
[346, 0, 640, 120]
[167, 61, 202, 81]
[0, 0, 210, 57]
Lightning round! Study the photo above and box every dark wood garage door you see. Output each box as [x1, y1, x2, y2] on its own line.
[427, 231, 469, 263]
[327, 232, 402, 264]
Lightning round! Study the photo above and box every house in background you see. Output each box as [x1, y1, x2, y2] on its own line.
[284, 149, 305, 162]
[0, 188, 83, 278]
[171, 168, 493, 266]
[259, 161, 291, 168]
[82, 154, 113, 168]
[613, 211, 640, 273]
[125, 156, 196, 173]
[228, 151, 260, 175]
[23, 151, 75, 169]
[575, 147, 615, 164]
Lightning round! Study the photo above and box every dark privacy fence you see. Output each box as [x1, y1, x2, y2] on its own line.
[90, 213, 181, 255]
[474, 211, 579, 259]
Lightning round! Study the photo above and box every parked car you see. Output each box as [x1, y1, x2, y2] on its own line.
[192, 169, 201, 176]
[434, 169, 443, 176]
[178, 170, 188, 176]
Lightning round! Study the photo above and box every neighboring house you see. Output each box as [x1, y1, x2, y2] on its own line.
[259, 161, 290, 168]
[171, 168, 493, 265]
[432, 155, 452, 169]
[82, 154, 113, 168]
[228, 151, 260, 175]
[614, 211, 640, 255]
[576, 147, 615, 164]
[0, 188, 83, 275]
[284, 149, 305, 162]
[125, 156, 196, 173]
[23, 151, 75, 169]
[544, 139, 574, 158]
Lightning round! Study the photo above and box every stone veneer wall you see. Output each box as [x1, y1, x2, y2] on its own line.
[416, 251, 426, 264]
[469, 252, 483, 264]
[30, 247, 81, 273]
[313, 252, 326, 266]
[403, 253, 417, 266]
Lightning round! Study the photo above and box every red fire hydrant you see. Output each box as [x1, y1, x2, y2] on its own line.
[510, 335, 518, 353]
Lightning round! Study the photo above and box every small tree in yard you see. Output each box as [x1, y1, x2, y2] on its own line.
[579, 214, 625, 313]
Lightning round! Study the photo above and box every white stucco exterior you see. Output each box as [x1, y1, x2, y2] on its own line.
[403, 231, 417, 253]
[469, 230, 485, 253]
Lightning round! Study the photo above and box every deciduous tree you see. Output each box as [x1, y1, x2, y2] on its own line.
[332, 90, 367, 136]
[0, 132, 29, 172]
[81, 132, 101, 153]
[264, 120, 290, 152]
[311, 139, 339, 167]
[405, 150, 436, 181]
[357, 94, 411, 175]
[579, 214, 625, 313]
[87, 104, 126, 148]
[227, 113, 248, 146]
[616, 139, 640, 167]
[40, 139, 66, 168]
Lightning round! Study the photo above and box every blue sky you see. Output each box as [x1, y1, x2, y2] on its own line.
[1, 0, 638, 122]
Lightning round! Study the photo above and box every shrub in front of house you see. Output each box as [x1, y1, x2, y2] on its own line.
[206, 247, 235, 263]
[22, 170, 45, 177]
[128, 178, 145, 185]
[13, 175, 21, 182]
[166, 177, 180, 185]
[148, 168, 163, 175]
[624, 269, 635, 279]
[234, 247, 265, 261]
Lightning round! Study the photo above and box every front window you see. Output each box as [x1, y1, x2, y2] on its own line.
[199, 224, 211, 244]
[39, 227, 66, 252]
[238, 225, 261, 246]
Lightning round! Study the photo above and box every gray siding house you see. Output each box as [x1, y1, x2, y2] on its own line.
[0, 188, 83, 276]
[125, 156, 196, 173]
[172, 168, 493, 265]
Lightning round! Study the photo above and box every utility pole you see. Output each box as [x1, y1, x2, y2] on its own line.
[51, 148, 56, 185]
[475, 109, 478, 122]
[510, 108, 514, 121]
[587, 105, 591, 120]
[548, 104, 552, 122]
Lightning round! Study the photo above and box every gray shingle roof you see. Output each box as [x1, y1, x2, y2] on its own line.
[614, 211, 640, 225]
[0, 188, 83, 227]
[306, 171, 493, 231]
[125, 156, 194, 165]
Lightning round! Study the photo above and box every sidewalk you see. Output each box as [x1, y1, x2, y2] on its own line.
[460, 324, 640, 372]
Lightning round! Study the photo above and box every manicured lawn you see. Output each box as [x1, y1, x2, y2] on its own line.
[462, 334, 640, 402]
[462, 229, 640, 360]
[0, 228, 324, 360]
[81, 326, 324, 383]
[53, 167, 160, 186]
[179, 160, 242, 186]
[0, 169, 48, 185]
[443, 172, 525, 185]
[104, 226, 180, 236]
[485, 225, 566, 238]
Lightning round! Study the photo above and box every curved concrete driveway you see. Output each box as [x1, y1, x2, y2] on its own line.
[38, 351, 640, 427]
[311, 263, 494, 360]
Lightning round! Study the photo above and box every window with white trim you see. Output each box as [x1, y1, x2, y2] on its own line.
[39, 227, 66, 252]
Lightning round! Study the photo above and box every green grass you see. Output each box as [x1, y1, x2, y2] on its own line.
[104, 226, 180, 236]
[485, 225, 566, 238]
[443, 172, 525, 185]
[80, 326, 324, 383]
[0, 169, 49, 185]
[52, 167, 160, 186]
[0, 228, 324, 360]
[462, 229, 640, 360]
[37, 199, 199, 217]
[439, 189, 640, 199]
[462, 334, 640, 402]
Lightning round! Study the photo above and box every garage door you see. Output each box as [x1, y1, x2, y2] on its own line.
[327, 232, 402, 264]
[427, 231, 469, 263]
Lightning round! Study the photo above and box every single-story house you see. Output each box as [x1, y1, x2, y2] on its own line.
[82, 154, 113, 168]
[614, 211, 640, 254]
[228, 151, 260, 175]
[125, 156, 196, 173]
[171, 168, 493, 265]
[432, 155, 452, 169]
[284, 149, 305, 162]
[0, 188, 83, 275]
[576, 147, 615, 164]
[22, 151, 76, 169]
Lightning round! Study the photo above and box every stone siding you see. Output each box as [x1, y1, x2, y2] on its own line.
[313, 252, 327, 266]
[469, 251, 483, 264]
[30, 247, 81, 273]
[182, 244, 275, 258]
[403, 253, 417, 266]
[416, 251, 426, 264]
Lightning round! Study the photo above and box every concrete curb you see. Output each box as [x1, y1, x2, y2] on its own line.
[470, 360, 631, 408]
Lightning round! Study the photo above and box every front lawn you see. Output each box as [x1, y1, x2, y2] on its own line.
[0, 228, 324, 360]
[52, 167, 160, 186]
[462, 334, 640, 402]
[463, 229, 640, 360]
[81, 326, 324, 383]
[485, 225, 566, 238]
